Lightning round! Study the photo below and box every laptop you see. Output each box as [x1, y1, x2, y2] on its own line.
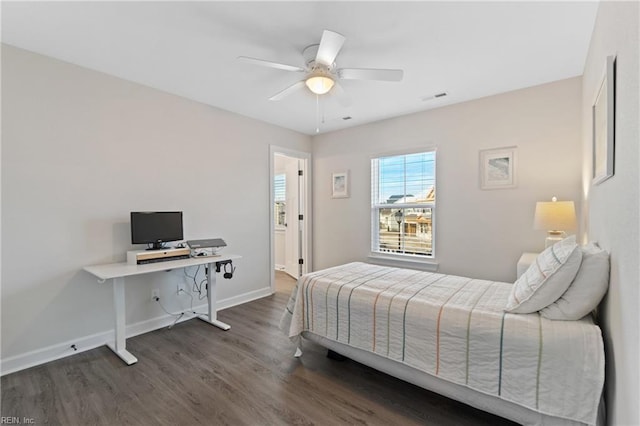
[186, 238, 227, 249]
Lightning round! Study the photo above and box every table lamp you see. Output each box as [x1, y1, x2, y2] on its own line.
[534, 197, 577, 248]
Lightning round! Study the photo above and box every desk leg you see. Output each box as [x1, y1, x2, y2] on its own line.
[197, 262, 231, 330]
[107, 277, 138, 365]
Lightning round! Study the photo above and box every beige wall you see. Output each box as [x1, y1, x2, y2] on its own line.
[1, 45, 311, 366]
[312, 77, 583, 282]
[581, 2, 640, 425]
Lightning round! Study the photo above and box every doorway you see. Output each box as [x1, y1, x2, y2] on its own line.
[270, 146, 311, 293]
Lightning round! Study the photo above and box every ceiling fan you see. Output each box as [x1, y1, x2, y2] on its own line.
[237, 30, 404, 106]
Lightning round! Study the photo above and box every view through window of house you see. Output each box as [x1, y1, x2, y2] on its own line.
[274, 173, 286, 227]
[371, 151, 435, 257]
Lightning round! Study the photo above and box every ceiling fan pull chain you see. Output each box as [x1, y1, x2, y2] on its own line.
[316, 94, 320, 133]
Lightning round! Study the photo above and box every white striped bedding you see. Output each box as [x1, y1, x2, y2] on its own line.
[281, 262, 604, 426]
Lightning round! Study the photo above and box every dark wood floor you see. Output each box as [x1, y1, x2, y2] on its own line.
[1, 271, 517, 425]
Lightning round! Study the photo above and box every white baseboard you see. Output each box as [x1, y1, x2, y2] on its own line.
[0, 286, 274, 376]
[0, 330, 114, 377]
[216, 286, 273, 311]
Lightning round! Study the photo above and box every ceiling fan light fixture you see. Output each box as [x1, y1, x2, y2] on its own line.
[305, 75, 335, 95]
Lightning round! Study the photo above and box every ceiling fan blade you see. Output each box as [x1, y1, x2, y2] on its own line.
[237, 56, 305, 73]
[331, 81, 352, 107]
[269, 81, 306, 101]
[315, 30, 346, 66]
[338, 68, 404, 82]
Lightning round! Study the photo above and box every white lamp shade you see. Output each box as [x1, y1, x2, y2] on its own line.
[305, 75, 334, 95]
[534, 200, 577, 232]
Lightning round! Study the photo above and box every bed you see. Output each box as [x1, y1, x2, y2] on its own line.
[280, 261, 605, 426]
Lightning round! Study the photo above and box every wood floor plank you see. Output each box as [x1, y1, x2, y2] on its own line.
[1, 272, 517, 425]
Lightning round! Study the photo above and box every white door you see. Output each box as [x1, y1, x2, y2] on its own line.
[284, 158, 300, 278]
[271, 147, 310, 290]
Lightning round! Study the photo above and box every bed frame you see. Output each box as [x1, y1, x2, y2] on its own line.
[299, 332, 605, 426]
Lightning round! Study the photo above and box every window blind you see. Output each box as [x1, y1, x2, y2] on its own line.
[371, 150, 436, 257]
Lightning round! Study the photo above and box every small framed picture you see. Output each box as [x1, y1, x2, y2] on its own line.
[331, 171, 349, 198]
[592, 55, 615, 185]
[479, 146, 517, 190]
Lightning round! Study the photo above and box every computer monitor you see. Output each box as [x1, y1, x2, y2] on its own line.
[130, 211, 183, 250]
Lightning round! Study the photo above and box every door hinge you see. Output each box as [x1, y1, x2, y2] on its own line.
[298, 170, 303, 176]
[298, 258, 304, 265]
[298, 214, 304, 221]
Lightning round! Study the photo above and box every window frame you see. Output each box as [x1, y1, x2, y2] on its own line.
[274, 173, 287, 230]
[370, 148, 436, 260]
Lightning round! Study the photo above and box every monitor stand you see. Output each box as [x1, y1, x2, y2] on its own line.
[146, 242, 167, 251]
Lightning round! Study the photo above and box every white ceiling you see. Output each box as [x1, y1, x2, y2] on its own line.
[1, 1, 599, 135]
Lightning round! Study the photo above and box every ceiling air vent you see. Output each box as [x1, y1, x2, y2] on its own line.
[421, 92, 448, 102]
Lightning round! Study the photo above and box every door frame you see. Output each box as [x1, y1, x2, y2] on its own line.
[269, 145, 312, 293]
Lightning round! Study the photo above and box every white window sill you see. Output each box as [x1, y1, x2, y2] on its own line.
[368, 253, 438, 272]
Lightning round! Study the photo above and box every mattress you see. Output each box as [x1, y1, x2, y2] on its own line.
[281, 262, 605, 426]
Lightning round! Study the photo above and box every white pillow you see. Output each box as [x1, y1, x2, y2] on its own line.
[506, 235, 582, 314]
[540, 243, 610, 320]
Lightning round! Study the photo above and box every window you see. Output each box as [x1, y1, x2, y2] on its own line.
[371, 151, 435, 257]
[274, 173, 286, 227]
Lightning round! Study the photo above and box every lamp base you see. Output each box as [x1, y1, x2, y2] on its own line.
[545, 231, 565, 248]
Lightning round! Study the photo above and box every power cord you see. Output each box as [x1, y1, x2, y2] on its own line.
[153, 295, 184, 329]
[179, 284, 207, 317]
[177, 286, 197, 315]
[184, 266, 208, 300]
[173, 261, 238, 319]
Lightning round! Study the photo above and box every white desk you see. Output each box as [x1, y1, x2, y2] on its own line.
[84, 254, 241, 365]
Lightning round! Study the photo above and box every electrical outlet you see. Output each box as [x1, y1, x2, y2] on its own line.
[177, 283, 185, 295]
[151, 289, 160, 301]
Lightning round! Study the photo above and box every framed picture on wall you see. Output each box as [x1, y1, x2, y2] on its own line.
[592, 55, 616, 185]
[331, 171, 349, 198]
[479, 146, 517, 190]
